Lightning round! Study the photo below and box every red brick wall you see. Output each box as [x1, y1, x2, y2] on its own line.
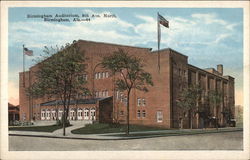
[19, 40, 235, 129]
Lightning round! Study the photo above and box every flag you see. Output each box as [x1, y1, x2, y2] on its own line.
[24, 47, 33, 56]
[158, 13, 169, 28]
[157, 13, 169, 72]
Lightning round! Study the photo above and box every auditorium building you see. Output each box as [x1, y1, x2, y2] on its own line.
[19, 40, 235, 129]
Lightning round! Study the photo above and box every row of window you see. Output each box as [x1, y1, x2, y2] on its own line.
[116, 91, 146, 106]
[137, 110, 146, 118]
[120, 110, 163, 123]
[137, 98, 146, 106]
[41, 108, 96, 120]
[95, 72, 109, 79]
[95, 90, 109, 97]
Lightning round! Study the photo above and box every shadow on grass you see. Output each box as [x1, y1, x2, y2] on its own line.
[71, 123, 169, 134]
[9, 125, 71, 133]
[106, 129, 243, 138]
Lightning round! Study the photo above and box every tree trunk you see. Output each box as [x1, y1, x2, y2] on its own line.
[63, 104, 66, 136]
[216, 105, 218, 130]
[190, 111, 193, 129]
[126, 90, 131, 135]
[55, 108, 58, 121]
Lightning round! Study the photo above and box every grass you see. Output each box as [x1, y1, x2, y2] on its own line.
[71, 123, 167, 134]
[9, 125, 64, 132]
[109, 128, 243, 137]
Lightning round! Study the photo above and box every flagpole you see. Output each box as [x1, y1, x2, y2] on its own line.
[23, 44, 25, 87]
[157, 12, 161, 73]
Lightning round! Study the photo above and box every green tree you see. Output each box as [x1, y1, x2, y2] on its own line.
[101, 49, 153, 135]
[208, 90, 222, 129]
[27, 42, 89, 136]
[177, 84, 202, 129]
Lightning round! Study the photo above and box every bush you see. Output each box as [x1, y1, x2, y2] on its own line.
[108, 122, 121, 128]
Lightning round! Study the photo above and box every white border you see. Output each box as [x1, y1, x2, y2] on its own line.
[1, 1, 249, 160]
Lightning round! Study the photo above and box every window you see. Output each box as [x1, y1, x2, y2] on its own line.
[98, 72, 101, 79]
[83, 74, 87, 81]
[95, 73, 98, 79]
[137, 110, 141, 118]
[102, 91, 105, 97]
[142, 98, 146, 106]
[116, 91, 119, 100]
[142, 110, 146, 118]
[123, 97, 127, 105]
[106, 72, 109, 78]
[120, 93, 124, 102]
[95, 91, 98, 97]
[156, 111, 163, 122]
[99, 91, 102, 97]
[102, 72, 105, 79]
[105, 90, 108, 97]
[137, 98, 141, 106]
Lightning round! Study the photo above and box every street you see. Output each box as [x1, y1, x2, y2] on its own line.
[9, 131, 243, 151]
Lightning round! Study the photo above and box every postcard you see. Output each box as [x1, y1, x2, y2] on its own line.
[1, 1, 249, 160]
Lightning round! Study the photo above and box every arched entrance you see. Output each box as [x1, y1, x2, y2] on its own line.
[77, 108, 83, 120]
[46, 109, 51, 120]
[84, 108, 89, 120]
[90, 108, 96, 120]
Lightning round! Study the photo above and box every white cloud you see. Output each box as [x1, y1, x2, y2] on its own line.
[226, 23, 238, 31]
[9, 10, 240, 52]
[191, 13, 227, 25]
[214, 33, 231, 44]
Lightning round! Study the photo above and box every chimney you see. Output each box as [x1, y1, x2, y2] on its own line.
[217, 64, 223, 75]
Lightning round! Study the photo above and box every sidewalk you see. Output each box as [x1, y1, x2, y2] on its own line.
[9, 124, 243, 140]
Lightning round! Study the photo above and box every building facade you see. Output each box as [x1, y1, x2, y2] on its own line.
[8, 103, 20, 123]
[19, 40, 235, 128]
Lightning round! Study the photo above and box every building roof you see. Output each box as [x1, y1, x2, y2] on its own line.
[40, 97, 111, 106]
[188, 64, 234, 81]
[78, 39, 152, 50]
[8, 103, 20, 112]
[151, 48, 188, 58]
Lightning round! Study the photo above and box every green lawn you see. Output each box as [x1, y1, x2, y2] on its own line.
[107, 128, 243, 137]
[9, 125, 63, 132]
[110, 130, 212, 137]
[71, 123, 167, 134]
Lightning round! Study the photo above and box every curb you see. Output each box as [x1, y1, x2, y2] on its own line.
[9, 129, 243, 141]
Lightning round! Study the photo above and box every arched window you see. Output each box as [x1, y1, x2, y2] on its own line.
[90, 108, 96, 120]
[46, 109, 51, 120]
[84, 108, 89, 120]
[77, 108, 83, 120]
[41, 109, 46, 120]
[58, 109, 63, 120]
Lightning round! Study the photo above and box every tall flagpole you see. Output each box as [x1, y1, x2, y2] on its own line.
[23, 44, 25, 87]
[157, 12, 161, 73]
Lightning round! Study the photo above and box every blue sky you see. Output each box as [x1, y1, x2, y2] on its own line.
[8, 7, 243, 105]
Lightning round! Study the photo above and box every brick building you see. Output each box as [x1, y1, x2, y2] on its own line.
[8, 103, 20, 123]
[19, 40, 235, 128]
